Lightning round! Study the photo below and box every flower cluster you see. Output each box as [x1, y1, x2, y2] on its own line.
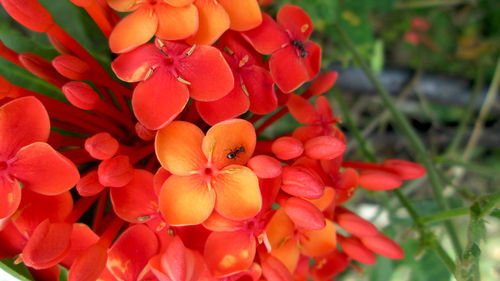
[0, 0, 425, 280]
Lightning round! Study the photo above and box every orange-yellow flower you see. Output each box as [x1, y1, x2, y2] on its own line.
[155, 119, 262, 226]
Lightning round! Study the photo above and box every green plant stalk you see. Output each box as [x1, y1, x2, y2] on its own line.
[334, 89, 456, 276]
[422, 207, 470, 223]
[394, 0, 475, 9]
[333, 23, 463, 257]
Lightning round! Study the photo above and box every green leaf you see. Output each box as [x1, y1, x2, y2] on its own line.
[0, 259, 34, 281]
[370, 40, 385, 73]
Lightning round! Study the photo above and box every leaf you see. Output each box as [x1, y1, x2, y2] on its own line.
[370, 40, 384, 73]
[0, 258, 34, 281]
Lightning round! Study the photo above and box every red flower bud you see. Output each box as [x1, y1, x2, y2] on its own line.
[62, 81, 100, 110]
[284, 197, 325, 230]
[76, 170, 105, 197]
[358, 170, 402, 190]
[135, 122, 156, 141]
[97, 155, 134, 187]
[382, 159, 426, 180]
[337, 235, 375, 264]
[271, 136, 303, 160]
[0, 0, 54, 33]
[262, 256, 293, 281]
[304, 135, 345, 160]
[247, 155, 282, 178]
[19, 53, 67, 86]
[52, 55, 91, 81]
[334, 207, 378, 237]
[282, 166, 323, 199]
[360, 232, 404, 260]
[85, 132, 119, 160]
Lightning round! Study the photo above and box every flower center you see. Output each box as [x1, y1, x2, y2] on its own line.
[0, 161, 7, 171]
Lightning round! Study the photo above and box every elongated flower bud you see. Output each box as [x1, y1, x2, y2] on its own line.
[62, 81, 100, 110]
[304, 135, 345, 160]
[281, 166, 323, 199]
[0, 0, 54, 32]
[85, 132, 119, 160]
[52, 55, 91, 81]
[284, 197, 325, 230]
[97, 155, 134, 187]
[247, 155, 282, 178]
[271, 136, 303, 160]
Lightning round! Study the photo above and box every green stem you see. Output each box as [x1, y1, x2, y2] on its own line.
[422, 207, 470, 223]
[394, 0, 475, 9]
[333, 23, 463, 257]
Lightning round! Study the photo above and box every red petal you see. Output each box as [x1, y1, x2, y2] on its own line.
[281, 166, 324, 199]
[132, 69, 189, 130]
[337, 235, 375, 264]
[110, 169, 158, 223]
[304, 136, 346, 160]
[335, 168, 359, 204]
[195, 83, 249, 126]
[204, 231, 256, 277]
[68, 241, 108, 281]
[305, 71, 338, 97]
[218, 31, 262, 66]
[360, 232, 404, 260]
[61, 223, 99, 268]
[358, 170, 402, 190]
[315, 96, 336, 123]
[247, 155, 282, 179]
[10, 142, 79, 195]
[0, 219, 26, 259]
[22, 220, 72, 269]
[261, 256, 293, 281]
[382, 159, 426, 180]
[270, 43, 310, 92]
[271, 136, 304, 160]
[158, 236, 187, 281]
[107, 224, 159, 281]
[153, 167, 171, 197]
[0, 0, 54, 33]
[176, 45, 234, 101]
[286, 94, 318, 125]
[12, 189, 73, 236]
[334, 207, 378, 238]
[259, 176, 281, 212]
[84, 132, 119, 160]
[301, 41, 321, 79]
[76, 170, 106, 197]
[0, 96, 50, 159]
[28, 265, 60, 281]
[283, 197, 325, 230]
[241, 13, 288, 55]
[240, 65, 277, 115]
[277, 5, 313, 41]
[111, 43, 163, 82]
[0, 177, 21, 219]
[311, 251, 349, 281]
[97, 155, 134, 188]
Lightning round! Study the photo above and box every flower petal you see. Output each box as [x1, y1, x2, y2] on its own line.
[269, 238, 300, 274]
[202, 211, 243, 232]
[107, 0, 141, 11]
[218, 0, 262, 31]
[202, 119, 256, 169]
[60, 223, 99, 269]
[0, 96, 50, 159]
[164, 0, 195, 7]
[286, 94, 319, 125]
[265, 208, 294, 249]
[269, 45, 309, 93]
[132, 68, 189, 130]
[188, 0, 230, 45]
[283, 197, 325, 230]
[241, 13, 288, 55]
[110, 170, 158, 223]
[299, 219, 336, 257]
[306, 71, 338, 97]
[22, 220, 73, 269]
[176, 45, 234, 101]
[213, 165, 261, 220]
[204, 231, 256, 277]
[68, 241, 108, 281]
[10, 142, 79, 195]
[97, 155, 134, 188]
[0, 177, 21, 220]
[159, 175, 215, 226]
[276, 5, 313, 41]
[240, 65, 277, 115]
[107, 224, 159, 281]
[155, 121, 206, 176]
[84, 132, 119, 160]
[109, 7, 158, 53]
[76, 170, 106, 197]
[261, 255, 294, 281]
[111, 43, 163, 82]
[360, 232, 404, 260]
[195, 83, 249, 126]
[156, 3, 198, 40]
[301, 41, 321, 79]
[338, 235, 375, 265]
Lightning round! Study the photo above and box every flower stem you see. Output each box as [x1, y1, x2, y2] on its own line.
[421, 207, 470, 224]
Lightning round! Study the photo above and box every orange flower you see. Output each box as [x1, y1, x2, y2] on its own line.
[108, 0, 262, 53]
[155, 119, 262, 226]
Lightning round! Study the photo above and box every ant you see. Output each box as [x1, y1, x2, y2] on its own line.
[227, 146, 245, 159]
[292, 40, 308, 58]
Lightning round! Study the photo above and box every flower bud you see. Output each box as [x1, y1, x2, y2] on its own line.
[19, 53, 66, 85]
[358, 170, 402, 190]
[1, 0, 54, 33]
[281, 166, 323, 199]
[52, 55, 91, 81]
[247, 155, 282, 178]
[382, 159, 426, 180]
[76, 170, 105, 196]
[271, 136, 303, 160]
[284, 197, 325, 230]
[62, 81, 100, 110]
[337, 235, 375, 264]
[360, 232, 404, 260]
[97, 155, 134, 187]
[135, 122, 156, 141]
[304, 135, 345, 160]
[334, 207, 378, 237]
[85, 132, 119, 160]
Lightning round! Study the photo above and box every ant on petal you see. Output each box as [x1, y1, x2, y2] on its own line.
[227, 146, 245, 159]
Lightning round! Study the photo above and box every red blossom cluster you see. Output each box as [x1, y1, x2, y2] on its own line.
[0, 1, 425, 280]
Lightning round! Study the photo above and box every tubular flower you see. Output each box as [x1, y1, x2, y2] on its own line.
[155, 119, 262, 226]
[112, 40, 234, 130]
[242, 5, 321, 92]
[108, 0, 262, 53]
[0, 97, 79, 219]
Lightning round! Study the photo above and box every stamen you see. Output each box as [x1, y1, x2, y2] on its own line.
[177, 76, 191, 85]
[186, 44, 197, 56]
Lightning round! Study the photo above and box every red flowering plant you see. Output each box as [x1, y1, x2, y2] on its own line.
[0, 1, 427, 280]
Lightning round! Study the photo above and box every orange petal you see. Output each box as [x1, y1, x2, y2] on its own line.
[218, 0, 262, 31]
[159, 175, 215, 226]
[188, 0, 230, 45]
[155, 121, 206, 176]
[109, 7, 158, 53]
[202, 211, 243, 232]
[204, 231, 256, 277]
[270, 238, 300, 274]
[202, 119, 256, 169]
[283, 197, 325, 231]
[299, 219, 336, 257]
[265, 208, 294, 249]
[164, 0, 195, 7]
[261, 256, 293, 281]
[213, 165, 261, 220]
[307, 186, 335, 212]
[107, 0, 141, 12]
[156, 3, 198, 40]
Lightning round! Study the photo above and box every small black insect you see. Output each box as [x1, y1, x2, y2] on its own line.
[292, 40, 308, 58]
[227, 146, 245, 159]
